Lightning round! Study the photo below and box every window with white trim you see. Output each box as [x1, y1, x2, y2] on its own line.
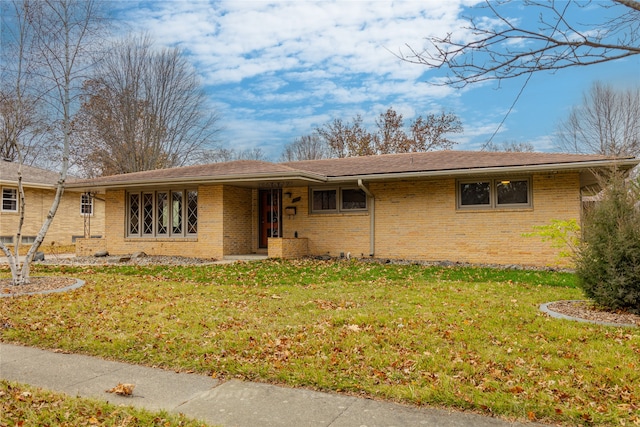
[2, 188, 17, 212]
[457, 178, 531, 209]
[80, 193, 93, 215]
[127, 189, 197, 237]
[311, 187, 367, 213]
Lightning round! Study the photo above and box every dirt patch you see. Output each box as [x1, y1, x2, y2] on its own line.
[545, 300, 639, 327]
[1, 277, 77, 296]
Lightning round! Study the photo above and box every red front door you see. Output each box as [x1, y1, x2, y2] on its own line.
[259, 189, 281, 248]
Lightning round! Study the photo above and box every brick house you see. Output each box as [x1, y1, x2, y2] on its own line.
[67, 151, 639, 267]
[0, 161, 105, 248]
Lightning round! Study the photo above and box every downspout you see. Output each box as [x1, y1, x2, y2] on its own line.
[358, 179, 375, 257]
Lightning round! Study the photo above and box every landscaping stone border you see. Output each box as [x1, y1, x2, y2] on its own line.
[0, 278, 85, 298]
[540, 300, 637, 328]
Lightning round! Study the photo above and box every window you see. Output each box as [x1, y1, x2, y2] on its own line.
[312, 189, 337, 212]
[311, 187, 367, 213]
[2, 188, 17, 212]
[457, 178, 531, 209]
[80, 193, 93, 215]
[341, 188, 367, 210]
[496, 180, 529, 205]
[127, 189, 197, 238]
[460, 182, 490, 207]
[0, 236, 14, 244]
[22, 236, 36, 244]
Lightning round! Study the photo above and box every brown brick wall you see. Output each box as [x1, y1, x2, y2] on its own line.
[103, 184, 254, 260]
[223, 186, 253, 255]
[268, 237, 309, 259]
[280, 172, 581, 267]
[0, 186, 105, 247]
[99, 172, 581, 267]
[280, 187, 371, 257]
[76, 238, 107, 256]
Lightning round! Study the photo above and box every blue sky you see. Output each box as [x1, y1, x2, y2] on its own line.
[114, 0, 640, 160]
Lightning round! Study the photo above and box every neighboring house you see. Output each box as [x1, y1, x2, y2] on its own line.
[67, 151, 639, 267]
[0, 160, 105, 248]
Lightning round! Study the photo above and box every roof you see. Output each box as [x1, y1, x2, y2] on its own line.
[66, 151, 640, 190]
[283, 151, 630, 177]
[0, 160, 77, 189]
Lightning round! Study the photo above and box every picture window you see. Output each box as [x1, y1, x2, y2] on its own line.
[127, 189, 197, 238]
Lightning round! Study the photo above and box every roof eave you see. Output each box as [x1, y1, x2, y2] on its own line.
[66, 171, 328, 191]
[325, 158, 640, 182]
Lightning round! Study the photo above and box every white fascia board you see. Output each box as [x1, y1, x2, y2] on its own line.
[0, 180, 57, 190]
[66, 171, 328, 191]
[326, 158, 640, 183]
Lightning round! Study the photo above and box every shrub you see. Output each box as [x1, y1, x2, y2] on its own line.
[575, 171, 640, 314]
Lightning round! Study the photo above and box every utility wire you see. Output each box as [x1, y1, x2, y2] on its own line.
[481, 1, 571, 151]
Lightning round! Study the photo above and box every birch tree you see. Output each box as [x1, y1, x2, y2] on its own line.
[0, 0, 106, 285]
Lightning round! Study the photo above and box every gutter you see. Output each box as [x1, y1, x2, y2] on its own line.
[357, 179, 375, 257]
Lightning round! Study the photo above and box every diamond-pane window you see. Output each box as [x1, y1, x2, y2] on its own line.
[172, 191, 183, 235]
[157, 192, 168, 235]
[143, 193, 154, 234]
[126, 189, 197, 238]
[187, 190, 197, 234]
[129, 194, 140, 235]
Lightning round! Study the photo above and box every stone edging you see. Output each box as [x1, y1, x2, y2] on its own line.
[540, 300, 637, 328]
[0, 278, 85, 298]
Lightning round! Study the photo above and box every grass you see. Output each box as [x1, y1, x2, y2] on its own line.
[1, 259, 639, 426]
[1, 381, 210, 426]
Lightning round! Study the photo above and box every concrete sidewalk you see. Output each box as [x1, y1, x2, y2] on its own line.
[1, 343, 540, 427]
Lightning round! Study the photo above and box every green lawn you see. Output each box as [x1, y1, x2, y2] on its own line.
[1, 380, 209, 427]
[1, 259, 638, 426]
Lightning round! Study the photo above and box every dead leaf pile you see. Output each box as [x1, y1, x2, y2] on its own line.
[106, 383, 135, 396]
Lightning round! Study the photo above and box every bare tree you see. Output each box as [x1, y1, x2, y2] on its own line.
[279, 134, 328, 161]
[485, 140, 535, 152]
[316, 117, 362, 158]
[399, 0, 640, 87]
[73, 33, 220, 177]
[408, 111, 462, 152]
[315, 107, 462, 157]
[374, 108, 409, 154]
[0, 1, 50, 166]
[557, 82, 640, 156]
[0, 0, 106, 285]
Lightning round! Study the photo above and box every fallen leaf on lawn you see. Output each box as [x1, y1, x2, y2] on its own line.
[106, 383, 135, 396]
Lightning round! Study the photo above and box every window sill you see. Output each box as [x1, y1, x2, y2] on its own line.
[308, 212, 370, 217]
[456, 207, 533, 213]
[125, 237, 198, 242]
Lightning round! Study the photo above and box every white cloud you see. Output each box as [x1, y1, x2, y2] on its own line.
[115, 0, 566, 154]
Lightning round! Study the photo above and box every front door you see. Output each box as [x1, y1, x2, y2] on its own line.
[259, 189, 281, 248]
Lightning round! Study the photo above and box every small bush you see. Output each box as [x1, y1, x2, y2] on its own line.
[575, 171, 640, 314]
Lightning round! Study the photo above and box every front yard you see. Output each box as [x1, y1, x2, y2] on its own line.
[1, 259, 638, 426]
